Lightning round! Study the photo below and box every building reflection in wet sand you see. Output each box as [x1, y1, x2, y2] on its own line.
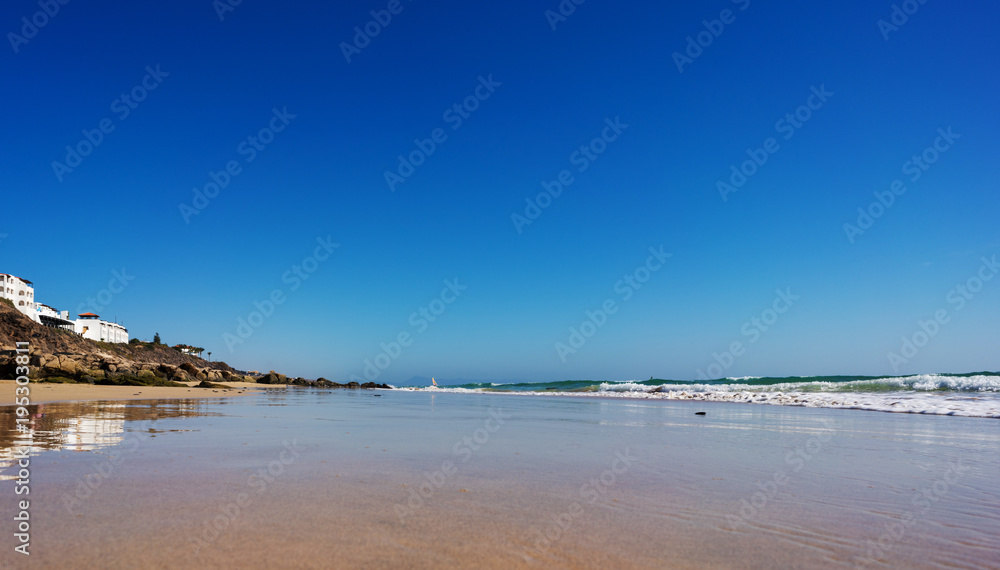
[0, 400, 217, 480]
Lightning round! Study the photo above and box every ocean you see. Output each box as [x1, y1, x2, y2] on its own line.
[398, 372, 1000, 418]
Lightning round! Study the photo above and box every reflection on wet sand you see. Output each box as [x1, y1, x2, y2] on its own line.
[0, 400, 216, 480]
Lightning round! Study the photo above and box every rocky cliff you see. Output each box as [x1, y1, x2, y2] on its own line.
[0, 299, 249, 385]
[0, 300, 391, 389]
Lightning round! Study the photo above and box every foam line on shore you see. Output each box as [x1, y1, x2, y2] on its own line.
[395, 378, 1000, 418]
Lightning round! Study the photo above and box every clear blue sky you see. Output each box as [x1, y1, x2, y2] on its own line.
[3, 0, 997, 383]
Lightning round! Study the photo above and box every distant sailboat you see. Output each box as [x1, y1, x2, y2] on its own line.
[431, 377, 438, 387]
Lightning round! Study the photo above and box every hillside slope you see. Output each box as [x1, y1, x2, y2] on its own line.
[0, 300, 246, 384]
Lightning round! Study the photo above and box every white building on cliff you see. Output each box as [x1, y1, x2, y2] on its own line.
[1, 272, 128, 343]
[75, 313, 128, 344]
[36, 303, 75, 331]
[0, 273, 35, 312]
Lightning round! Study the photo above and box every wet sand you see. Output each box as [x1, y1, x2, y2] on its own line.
[2, 390, 998, 568]
[0, 379, 273, 405]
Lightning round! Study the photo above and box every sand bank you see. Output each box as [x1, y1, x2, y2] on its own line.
[0, 379, 278, 405]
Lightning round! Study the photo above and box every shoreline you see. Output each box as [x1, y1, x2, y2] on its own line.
[0, 379, 279, 405]
[5, 378, 1000, 419]
[397, 385, 1000, 419]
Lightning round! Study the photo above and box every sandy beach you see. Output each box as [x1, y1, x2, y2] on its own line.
[2, 390, 998, 568]
[0, 380, 275, 406]
[4, 0, 997, 567]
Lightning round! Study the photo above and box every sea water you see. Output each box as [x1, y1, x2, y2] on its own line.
[402, 373, 1000, 418]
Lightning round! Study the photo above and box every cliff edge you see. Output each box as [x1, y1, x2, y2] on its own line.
[0, 299, 249, 384]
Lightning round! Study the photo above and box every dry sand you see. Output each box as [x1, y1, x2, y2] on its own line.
[0, 379, 277, 405]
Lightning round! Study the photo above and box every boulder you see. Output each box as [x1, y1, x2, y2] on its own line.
[45, 356, 81, 377]
[196, 380, 231, 389]
[83, 368, 107, 379]
[257, 371, 289, 384]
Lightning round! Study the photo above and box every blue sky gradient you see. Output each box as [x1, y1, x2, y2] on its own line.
[3, 0, 998, 383]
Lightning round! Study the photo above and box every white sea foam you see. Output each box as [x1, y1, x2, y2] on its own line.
[397, 386, 483, 394]
[598, 381, 652, 392]
[396, 375, 1000, 418]
[589, 375, 1000, 417]
[588, 388, 1000, 418]
[594, 374, 1000, 395]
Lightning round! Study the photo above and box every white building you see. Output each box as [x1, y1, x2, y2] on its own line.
[0, 273, 36, 315]
[2, 271, 129, 343]
[173, 344, 203, 356]
[36, 303, 75, 331]
[74, 313, 129, 344]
